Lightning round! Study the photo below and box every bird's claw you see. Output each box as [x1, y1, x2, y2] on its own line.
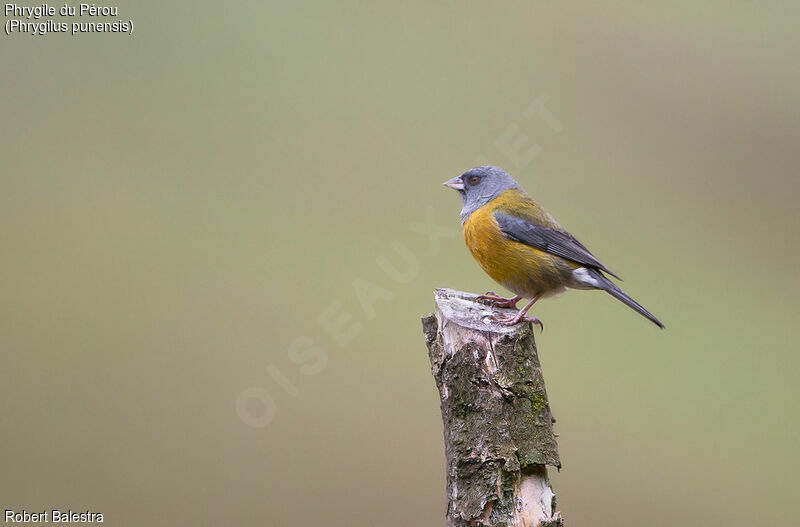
[487, 313, 544, 331]
[476, 292, 521, 309]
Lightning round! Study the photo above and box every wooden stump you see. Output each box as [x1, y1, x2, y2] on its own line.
[422, 288, 563, 527]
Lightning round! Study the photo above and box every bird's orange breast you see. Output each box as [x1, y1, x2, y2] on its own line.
[462, 192, 572, 298]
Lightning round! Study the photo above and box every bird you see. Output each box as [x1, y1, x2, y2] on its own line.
[443, 166, 664, 329]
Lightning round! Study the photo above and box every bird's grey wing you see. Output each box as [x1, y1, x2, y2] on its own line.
[494, 211, 621, 279]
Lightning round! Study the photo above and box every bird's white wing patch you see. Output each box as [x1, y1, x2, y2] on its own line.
[572, 267, 600, 288]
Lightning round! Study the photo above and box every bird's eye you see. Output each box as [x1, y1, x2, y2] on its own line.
[469, 176, 480, 184]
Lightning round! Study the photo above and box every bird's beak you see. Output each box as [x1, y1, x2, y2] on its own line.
[443, 177, 464, 191]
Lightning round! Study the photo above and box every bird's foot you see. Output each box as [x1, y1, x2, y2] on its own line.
[476, 292, 521, 309]
[488, 311, 544, 331]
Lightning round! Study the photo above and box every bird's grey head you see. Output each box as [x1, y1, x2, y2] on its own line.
[443, 166, 521, 223]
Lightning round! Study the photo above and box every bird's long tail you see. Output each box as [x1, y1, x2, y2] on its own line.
[590, 269, 665, 328]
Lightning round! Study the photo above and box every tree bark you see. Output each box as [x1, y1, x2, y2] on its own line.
[422, 288, 563, 527]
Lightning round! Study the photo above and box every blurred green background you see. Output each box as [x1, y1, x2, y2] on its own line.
[2, 2, 798, 526]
